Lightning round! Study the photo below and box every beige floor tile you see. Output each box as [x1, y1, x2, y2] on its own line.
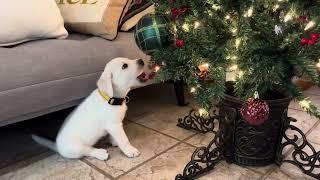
[0, 154, 109, 180]
[246, 164, 276, 175]
[288, 100, 301, 111]
[304, 86, 320, 96]
[133, 105, 196, 140]
[286, 109, 318, 136]
[186, 132, 216, 147]
[85, 123, 178, 178]
[307, 123, 320, 144]
[198, 162, 262, 180]
[121, 143, 261, 180]
[118, 143, 195, 180]
[265, 168, 295, 180]
[267, 164, 317, 180]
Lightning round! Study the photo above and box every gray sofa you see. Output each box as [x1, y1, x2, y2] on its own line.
[0, 32, 149, 127]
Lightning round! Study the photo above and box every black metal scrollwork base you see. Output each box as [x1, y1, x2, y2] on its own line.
[276, 117, 320, 179]
[176, 109, 218, 133]
[176, 110, 320, 180]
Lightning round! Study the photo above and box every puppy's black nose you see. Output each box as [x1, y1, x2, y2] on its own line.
[137, 59, 144, 66]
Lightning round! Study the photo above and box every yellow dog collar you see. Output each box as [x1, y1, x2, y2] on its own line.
[98, 89, 129, 105]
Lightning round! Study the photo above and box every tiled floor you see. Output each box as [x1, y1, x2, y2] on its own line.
[1, 84, 320, 180]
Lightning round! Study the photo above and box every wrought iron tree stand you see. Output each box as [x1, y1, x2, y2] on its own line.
[175, 108, 320, 180]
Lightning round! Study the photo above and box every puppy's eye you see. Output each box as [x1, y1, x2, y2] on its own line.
[122, 63, 128, 70]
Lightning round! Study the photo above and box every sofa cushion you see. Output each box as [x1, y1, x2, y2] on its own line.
[0, 32, 148, 92]
[57, 0, 132, 40]
[0, 0, 68, 46]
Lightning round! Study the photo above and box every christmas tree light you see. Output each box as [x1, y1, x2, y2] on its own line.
[194, 21, 201, 29]
[190, 87, 196, 93]
[284, 13, 293, 22]
[198, 108, 209, 117]
[182, 23, 189, 32]
[305, 21, 316, 31]
[229, 64, 238, 71]
[316, 60, 320, 69]
[273, 4, 280, 12]
[299, 99, 311, 110]
[244, 6, 253, 17]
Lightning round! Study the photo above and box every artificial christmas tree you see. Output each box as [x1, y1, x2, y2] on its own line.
[145, 0, 320, 179]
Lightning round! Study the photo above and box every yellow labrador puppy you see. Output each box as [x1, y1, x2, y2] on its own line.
[33, 57, 149, 160]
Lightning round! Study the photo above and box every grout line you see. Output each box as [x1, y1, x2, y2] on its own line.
[81, 119, 199, 180]
[128, 120, 198, 143]
[259, 166, 278, 180]
[81, 159, 115, 180]
[180, 135, 200, 148]
[114, 141, 188, 180]
[113, 129, 198, 179]
[0, 150, 54, 176]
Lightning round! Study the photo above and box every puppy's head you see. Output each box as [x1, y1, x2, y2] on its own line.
[97, 57, 146, 97]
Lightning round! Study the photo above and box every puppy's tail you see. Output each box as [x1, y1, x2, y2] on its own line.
[31, 135, 57, 152]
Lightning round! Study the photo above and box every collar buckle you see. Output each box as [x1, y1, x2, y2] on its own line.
[108, 97, 125, 105]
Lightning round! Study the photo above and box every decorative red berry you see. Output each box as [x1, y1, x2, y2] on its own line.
[175, 39, 185, 47]
[300, 37, 309, 45]
[171, 8, 180, 18]
[240, 98, 270, 126]
[308, 39, 316, 46]
[311, 33, 319, 41]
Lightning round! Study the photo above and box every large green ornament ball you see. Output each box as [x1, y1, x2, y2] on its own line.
[134, 14, 172, 55]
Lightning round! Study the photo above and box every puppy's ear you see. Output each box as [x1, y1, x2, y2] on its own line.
[97, 64, 113, 97]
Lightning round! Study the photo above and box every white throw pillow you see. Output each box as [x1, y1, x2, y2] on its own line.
[0, 0, 68, 46]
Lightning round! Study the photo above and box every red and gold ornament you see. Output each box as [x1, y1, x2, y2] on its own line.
[197, 63, 210, 80]
[240, 92, 270, 126]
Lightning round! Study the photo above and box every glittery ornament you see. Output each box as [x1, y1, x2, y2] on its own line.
[240, 92, 270, 126]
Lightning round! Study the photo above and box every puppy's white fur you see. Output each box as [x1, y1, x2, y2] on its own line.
[32, 57, 146, 160]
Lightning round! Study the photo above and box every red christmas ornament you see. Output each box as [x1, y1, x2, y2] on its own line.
[168, 0, 175, 3]
[300, 37, 309, 45]
[175, 39, 185, 47]
[171, 8, 180, 18]
[240, 92, 270, 126]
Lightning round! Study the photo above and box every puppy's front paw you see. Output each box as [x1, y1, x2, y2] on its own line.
[123, 146, 140, 158]
[91, 148, 109, 161]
